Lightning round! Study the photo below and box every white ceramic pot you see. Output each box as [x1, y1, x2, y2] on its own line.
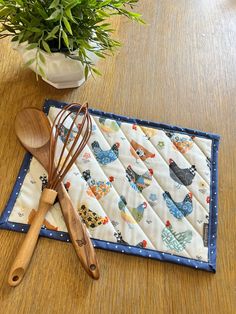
[13, 41, 98, 89]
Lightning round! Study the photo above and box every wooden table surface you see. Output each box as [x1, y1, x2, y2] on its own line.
[0, 1, 235, 313]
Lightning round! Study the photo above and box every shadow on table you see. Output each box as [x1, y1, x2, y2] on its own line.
[0, 67, 74, 113]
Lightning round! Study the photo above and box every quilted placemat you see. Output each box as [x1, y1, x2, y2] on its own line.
[0, 99, 220, 272]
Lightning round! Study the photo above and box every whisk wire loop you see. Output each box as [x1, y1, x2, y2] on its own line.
[47, 102, 92, 190]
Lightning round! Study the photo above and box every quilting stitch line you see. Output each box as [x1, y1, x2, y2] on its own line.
[49, 105, 211, 260]
[47, 109, 158, 251]
[94, 115, 207, 240]
[119, 121, 210, 222]
[92, 116, 203, 259]
[83, 113, 194, 257]
[44, 99, 219, 270]
[133, 124, 210, 215]
[157, 130, 211, 185]
[118, 120, 210, 260]
[46, 113, 131, 245]
[192, 137, 212, 159]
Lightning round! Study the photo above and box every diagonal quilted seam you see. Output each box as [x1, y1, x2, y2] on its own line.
[93, 116, 205, 259]
[88, 115, 195, 257]
[158, 130, 210, 187]
[164, 132, 211, 184]
[46, 114, 121, 243]
[118, 120, 210, 221]
[192, 137, 212, 159]
[192, 138, 212, 161]
[135, 124, 210, 214]
[85, 117, 173, 252]
[48, 100, 219, 269]
[95, 115, 208, 239]
[47, 109, 159, 251]
[116, 118, 210, 259]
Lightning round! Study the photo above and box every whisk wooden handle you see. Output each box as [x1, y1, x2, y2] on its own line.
[57, 183, 99, 280]
[8, 188, 57, 287]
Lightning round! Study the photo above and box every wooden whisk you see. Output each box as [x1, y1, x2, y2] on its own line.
[8, 103, 99, 286]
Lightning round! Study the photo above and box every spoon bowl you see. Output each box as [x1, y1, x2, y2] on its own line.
[15, 108, 51, 149]
[15, 108, 52, 171]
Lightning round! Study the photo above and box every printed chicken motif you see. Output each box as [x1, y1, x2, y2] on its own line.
[141, 126, 158, 139]
[169, 159, 196, 186]
[114, 231, 147, 248]
[98, 117, 121, 135]
[57, 124, 77, 144]
[78, 204, 109, 229]
[163, 191, 193, 219]
[28, 209, 58, 231]
[82, 170, 112, 200]
[126, 165, 153, 192]
[161, 220, 193, 252]
[91, 140, 120, 165]
[206, 157, 211, 170]
[118, 196, 137, 228]
[130, 139, 155, 161]
[119, 195, 147, 222]
[166, 132, 194, 154]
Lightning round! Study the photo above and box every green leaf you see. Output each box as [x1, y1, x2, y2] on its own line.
[28, 27, 42, 33]
[18, 33, 24, 43]
[39, 52, 46, 64]
[26, 43, 38, 50]
[25, 58, 35, 67]
[65, 8, 76, 23]
[99, 0, 111, 7]
[94, 51, 105, 58]
[84, 65, 89, 80]
[92, 67, 101, 76]
[65, 0, 81, 11]
[46, 9, 61, 21]
[36, 6, 48, 19]
[21, 31, 32, 41]
[42, 40, 51, 53]
[11, 35, 19, 42]
[38, 66, 46, 78]
[63, 17, 72, 35]
[0, 7, 12, 18]
[49, 0, 60, 9]
[97, 9, 110, 18]
[45, 25, 60, 40]
[78, 39, 91, 50]
[62, 30, 69, 48]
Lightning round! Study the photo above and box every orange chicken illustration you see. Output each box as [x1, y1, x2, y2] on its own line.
[130, 139, 155, 161]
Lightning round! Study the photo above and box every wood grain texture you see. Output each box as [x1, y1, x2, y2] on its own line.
[8, 189, 57, 287]
[0, 0, 235, 313]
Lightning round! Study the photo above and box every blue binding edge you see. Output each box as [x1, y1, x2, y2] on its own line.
[0, 99, 220, 273]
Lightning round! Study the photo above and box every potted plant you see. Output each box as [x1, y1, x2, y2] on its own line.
[0, 0, 143, 89]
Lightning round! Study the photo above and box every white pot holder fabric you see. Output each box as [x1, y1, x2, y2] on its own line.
[0, 99, 220, 272]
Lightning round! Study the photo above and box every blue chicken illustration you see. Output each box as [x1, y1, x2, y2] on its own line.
[57, 124, 77, 144]
[118, 195, 147, 223]
[163, 191, 193, 219]
[91, 140, 120, 165]
[126, 165, 153, 193]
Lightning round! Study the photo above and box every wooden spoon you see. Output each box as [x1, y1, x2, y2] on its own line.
[9, 108, 99, 284]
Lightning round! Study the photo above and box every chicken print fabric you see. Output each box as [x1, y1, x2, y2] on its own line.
[0, 100, 220, 272]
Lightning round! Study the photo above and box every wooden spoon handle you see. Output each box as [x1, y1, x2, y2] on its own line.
[8, 188, 57, 287]
[57, 183, 99, 280]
